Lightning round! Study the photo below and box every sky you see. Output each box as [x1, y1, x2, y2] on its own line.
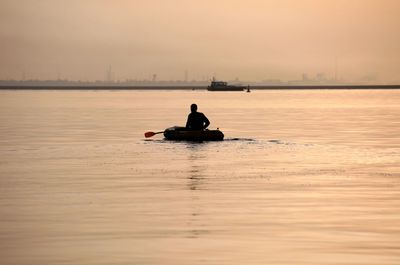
[0, 0, 399, 82]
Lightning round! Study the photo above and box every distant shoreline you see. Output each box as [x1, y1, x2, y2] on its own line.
[1, 85, 400, 90]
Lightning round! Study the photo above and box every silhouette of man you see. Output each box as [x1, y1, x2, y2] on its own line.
[186, 104, 210, 130]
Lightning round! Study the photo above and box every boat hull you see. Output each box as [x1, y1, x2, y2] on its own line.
[163, 126, 224, 141]
[207, 86, 245, 91]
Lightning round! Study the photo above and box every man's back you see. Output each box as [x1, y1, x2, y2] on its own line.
[186, 112, 210, 130]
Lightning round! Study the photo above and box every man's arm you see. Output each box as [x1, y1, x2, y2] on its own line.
[203, 114, 210, 129]
[185, 114, 191, 128]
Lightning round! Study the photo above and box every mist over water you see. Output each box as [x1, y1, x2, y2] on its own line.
[0, 90, 399, 264]
[1, 0, 400, 82]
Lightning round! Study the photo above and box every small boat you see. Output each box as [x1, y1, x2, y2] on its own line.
[163, 126, 224, 141]
[207, 80, 246, 91]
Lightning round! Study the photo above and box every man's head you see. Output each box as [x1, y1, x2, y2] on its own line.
[190, 103, 198, 113]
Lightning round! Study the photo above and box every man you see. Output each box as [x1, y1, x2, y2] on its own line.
[185, 103, 210, 130]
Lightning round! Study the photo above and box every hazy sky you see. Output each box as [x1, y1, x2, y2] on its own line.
[1, 0, 399, 82]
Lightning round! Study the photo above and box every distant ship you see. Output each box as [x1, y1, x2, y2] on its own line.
[207, 80, 246, 91]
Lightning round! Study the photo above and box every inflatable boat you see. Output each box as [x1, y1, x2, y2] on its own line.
[163, 126, 224, 141]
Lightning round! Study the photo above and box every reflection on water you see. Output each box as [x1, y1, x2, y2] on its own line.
[0, 90, 399, 265]
[187, 144, 207, 191]
[186, 145, 207, 240]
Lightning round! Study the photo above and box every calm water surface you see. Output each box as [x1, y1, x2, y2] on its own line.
[0, 90, 399, 265]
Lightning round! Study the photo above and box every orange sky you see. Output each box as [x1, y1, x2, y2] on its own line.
[1, 0, 399, 82]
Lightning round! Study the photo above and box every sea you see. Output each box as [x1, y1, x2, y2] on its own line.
[0, 89, 399, 265]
